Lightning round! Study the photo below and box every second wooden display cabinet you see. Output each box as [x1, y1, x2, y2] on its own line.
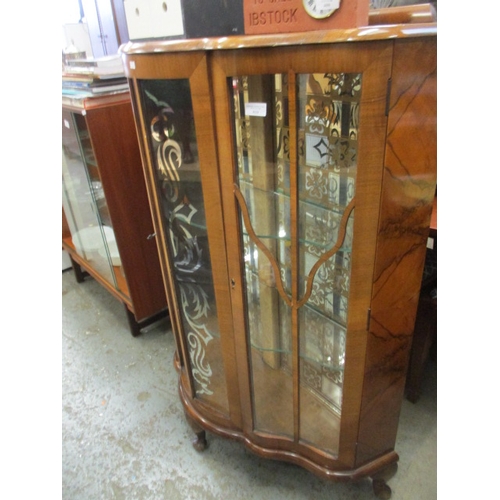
[121, 24, 437, 497]
[62, 93, 168, 336]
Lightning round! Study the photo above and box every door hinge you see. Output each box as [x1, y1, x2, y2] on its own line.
[385, 78, 392, 116]
[366, 308, 372, 331]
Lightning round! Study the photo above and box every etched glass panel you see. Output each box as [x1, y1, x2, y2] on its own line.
[139, 79, 228, 414]
[232, 74, 293, 437]
[297, 72, 361, 454]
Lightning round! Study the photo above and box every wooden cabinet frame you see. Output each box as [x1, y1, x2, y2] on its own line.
[121, 24, 436, 496]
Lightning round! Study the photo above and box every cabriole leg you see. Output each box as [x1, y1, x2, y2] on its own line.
[184, 412, 208, 451]
[371, 462, 398, 499]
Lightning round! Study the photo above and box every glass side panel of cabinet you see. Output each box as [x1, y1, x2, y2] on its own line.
[73, 114, 113, 228]
[138, 79, 229, 415]
[231, 72, 361, 454]
[62, 110, 120, 288]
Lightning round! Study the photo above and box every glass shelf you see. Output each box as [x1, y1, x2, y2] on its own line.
[241, 230, 351, 252]
[250, 343, 291, 355]
[243, 181, 353, 217]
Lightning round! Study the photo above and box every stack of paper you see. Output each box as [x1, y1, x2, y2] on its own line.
[62, 55, 129, 97]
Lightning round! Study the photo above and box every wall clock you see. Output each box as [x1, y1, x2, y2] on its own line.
[302, 0, 341, 19]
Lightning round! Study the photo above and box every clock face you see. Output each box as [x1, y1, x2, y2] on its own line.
[303, 0, 341, 19]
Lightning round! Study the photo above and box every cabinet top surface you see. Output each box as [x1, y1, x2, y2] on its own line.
[62, 91, 131, 113]
[120, 23, 436, 55]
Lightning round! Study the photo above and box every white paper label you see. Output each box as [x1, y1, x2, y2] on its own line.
[427, 237, 434, 250]
[64, 119, 70, 129]
[129, 61, 136, 70]
[245, 102, 267, 117]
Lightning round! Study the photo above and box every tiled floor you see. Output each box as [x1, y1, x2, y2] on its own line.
[62, 270, 437, 499]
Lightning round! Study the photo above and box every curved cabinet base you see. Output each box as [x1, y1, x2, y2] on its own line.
[178, 373, 399, 496]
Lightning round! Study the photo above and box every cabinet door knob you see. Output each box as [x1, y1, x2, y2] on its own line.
[230, 278, 236, 289]
[147, 233, 156, 240]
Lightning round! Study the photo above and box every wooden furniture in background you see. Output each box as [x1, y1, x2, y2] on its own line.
[62, 93, 168, 336]
[81, 0, 130, 57]
[122, 23, 436, 497]
[369, 3, 437, 26]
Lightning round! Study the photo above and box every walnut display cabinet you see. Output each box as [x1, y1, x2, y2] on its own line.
[62, 93, 168, 336]
[121, 24, 436, 497]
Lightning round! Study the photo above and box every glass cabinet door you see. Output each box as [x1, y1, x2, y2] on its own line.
[230, 72, 358, 453]
[62, 109, 121, 287]
[213, 43, 390, 460]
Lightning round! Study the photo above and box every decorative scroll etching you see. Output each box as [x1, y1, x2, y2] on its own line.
[299, 304, 347, 412]
[142, 82, 222, 398]
[180, 284, 214, 395]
